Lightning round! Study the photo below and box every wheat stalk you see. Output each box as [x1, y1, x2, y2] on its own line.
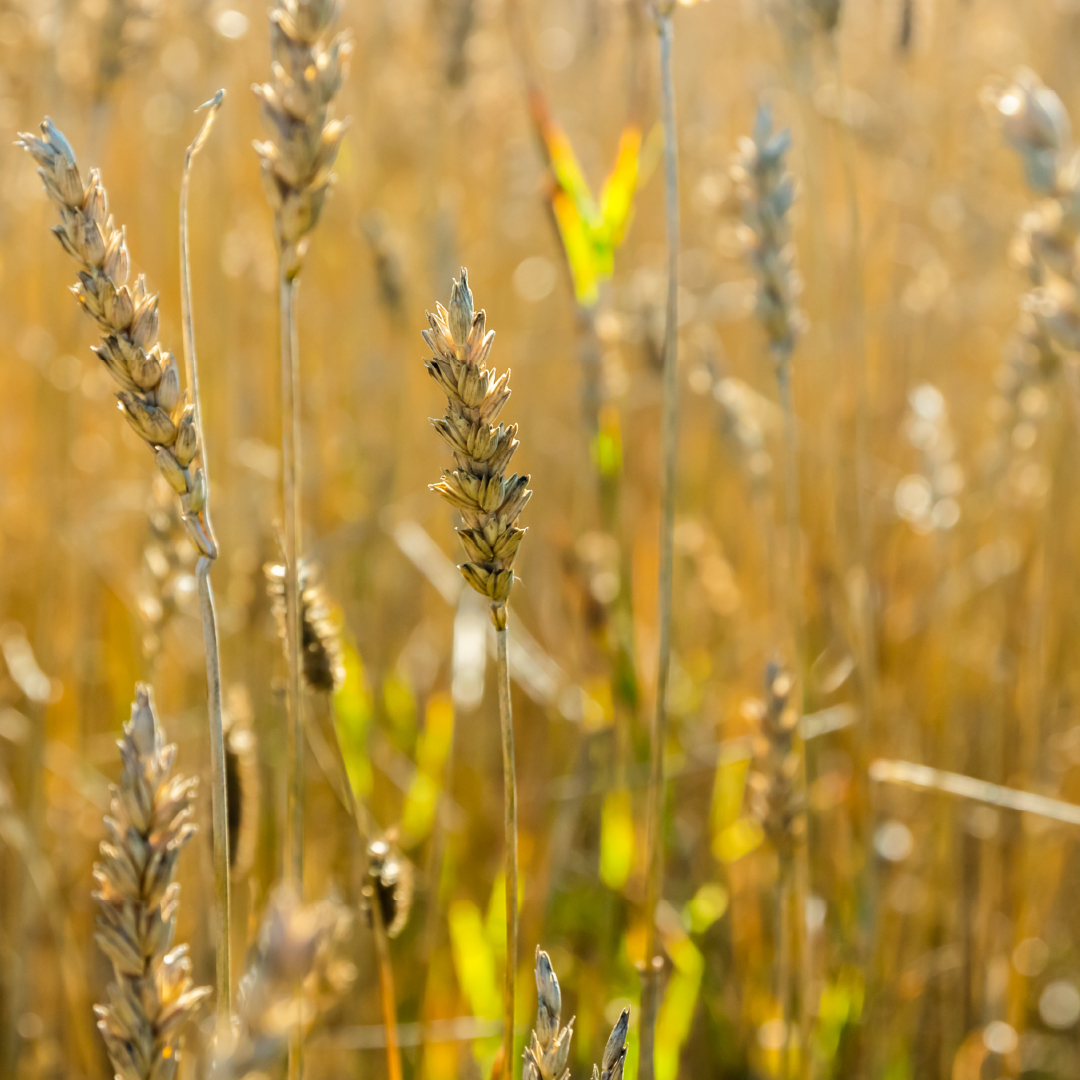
[93, 684, 210, 1080]
[424, 269, 529, 1077]
[255, 2, 351, 939]
[730, 106, 811, 1076]
[639, 6, 680, 1077]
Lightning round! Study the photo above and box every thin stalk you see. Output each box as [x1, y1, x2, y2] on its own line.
[197, 561, 230, 1023]
[640, 9, 679, 1080]
[496, 621, 519, 1080]
[180, 90, 231, 1025]
[776, 855, 793, 1080]
[280, 268, 305, 1080]
[775, 352, 810, 1073]
[371, 889, 404, 1080]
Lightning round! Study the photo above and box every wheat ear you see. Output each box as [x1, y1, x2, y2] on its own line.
[424, 270, 529, 1077]
[211, 887, 354, 1080]
[731, 105, 811, 1077]
[93, 685, 211, 1080]
[639, 6, 680, 1078]
[18, 110, 235, 1019]
[524, 948, 574, 1080]
[16, 119, 215, 557]
[592, 1007, 630, 1080]
[255, 1, 351, 934]
[984, 71, 1080, 480]
[524, 948, 630, 1080]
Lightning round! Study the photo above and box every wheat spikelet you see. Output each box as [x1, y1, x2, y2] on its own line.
[92, 684, 210, 1080]
[523, 948, 630, 1080]
[254, 0, 352, 279]
[211, 887, 353, 1079]
[729, 107, 803, 367]
[592, 1006, 630, 1080]
[265, 559, 346, 694]
[424, 269, 531, 631]
[524, 948, 575, 1080]
[747, 662, 806, 856]
[16, 119, 216, 558]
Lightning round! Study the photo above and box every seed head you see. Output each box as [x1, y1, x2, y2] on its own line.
[747, 661, 805, 856]
[254, 0, 352, 278]
[729, 107, 803, 368]
[424, 269, 531, 630]
[93, 684, 210, 1078]
[524, 948, 574, 1080]
[266, 559, 346, 694]
[17, 119, 215, 556]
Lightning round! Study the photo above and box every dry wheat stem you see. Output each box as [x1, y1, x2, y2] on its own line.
[93, 685, 211, 1080]
[256, 6, 351, 982]
[731, 106, 812, 1071]
[498, 626, 519, 1077]
[180, 88, 233, 1027]
[639, 10, 679, 1080]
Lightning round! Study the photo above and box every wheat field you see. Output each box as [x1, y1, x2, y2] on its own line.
[1, 0, 1080, 1078]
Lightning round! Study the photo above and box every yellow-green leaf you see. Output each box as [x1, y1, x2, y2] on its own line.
[332, 639, 373, 799]
[600, 787, 635, 890]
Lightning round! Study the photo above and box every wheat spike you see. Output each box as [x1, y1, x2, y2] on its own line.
[425, 269, 531, 631]
[265, 559, 346, 694]
[211, 886, 353, 1079]
[254, 0, 352, 279]
[592, 1006, 630, 1080]
[524, 948, 575, 1080]
[16, 119, 216, 558]
[92, 684, 210, 1080]
[729, 106, 803, 366]
[747, 661, 806, 856]
[984, 70, 1080, 497]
